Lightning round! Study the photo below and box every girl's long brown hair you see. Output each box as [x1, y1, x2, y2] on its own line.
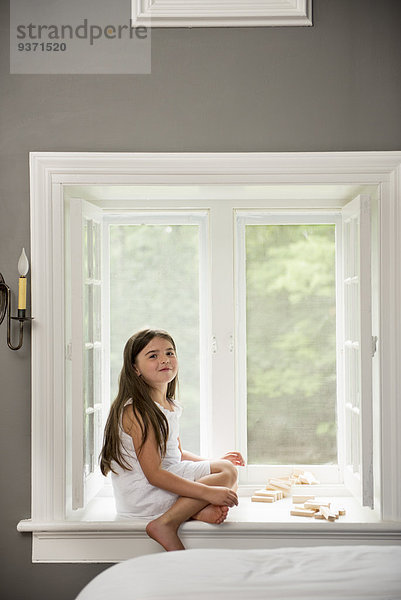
[100, 329, 178, 476]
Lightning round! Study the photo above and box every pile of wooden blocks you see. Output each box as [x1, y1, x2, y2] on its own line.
[251, 470, 319, 504]
[290, 495, 346, 521]
[291, 470, 319, 485]
[251, 476, 293, 503]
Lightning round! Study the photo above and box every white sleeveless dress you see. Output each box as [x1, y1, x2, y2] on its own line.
[111, 399, 211, 519]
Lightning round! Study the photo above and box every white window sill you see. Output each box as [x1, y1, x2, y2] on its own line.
[17, 487, 401, 563]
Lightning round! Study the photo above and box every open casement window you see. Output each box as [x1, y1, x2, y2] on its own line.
[342, 194, 374, 508]
[70, 199, 105, 510]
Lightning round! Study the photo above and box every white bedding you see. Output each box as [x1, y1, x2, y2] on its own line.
[76, 545, 401, 600]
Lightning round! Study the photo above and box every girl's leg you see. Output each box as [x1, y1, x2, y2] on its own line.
[146, 460, 238, 551]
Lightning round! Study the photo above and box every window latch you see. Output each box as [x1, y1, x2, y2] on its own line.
[66, 341, 72, 361]
[371, 335, 378, 357]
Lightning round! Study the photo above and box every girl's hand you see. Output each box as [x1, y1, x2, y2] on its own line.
[205, 486, 238, 507]
[221, 451, 245, 466]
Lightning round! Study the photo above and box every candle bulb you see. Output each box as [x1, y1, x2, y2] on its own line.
[17, 248, 29, 318]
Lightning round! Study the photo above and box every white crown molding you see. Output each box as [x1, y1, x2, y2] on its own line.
[131, 0, 312, 28]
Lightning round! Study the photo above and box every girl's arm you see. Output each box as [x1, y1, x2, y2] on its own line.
[124, 409, 237, 507]
[178, 437, 245, 466]
[177, 437, 207, 462]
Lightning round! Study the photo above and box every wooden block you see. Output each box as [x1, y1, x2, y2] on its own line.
[253, 489, 281, 500]
[266, 479, 292, 497]
[298, 471, 319, 485]
[302, 505, 319, 512]
[267, 487, 290, 497]
[290, 508, 316, 517]
[320, 505, 337, 522]
[268, 478, 292, 490]
[262, 488, 284, 500]
[314, 511, 325, 520]
[330, 504, 346, 516]
[292, 495, 315, 504]
[320, 505, 330, 519]
[251, 495, 275, 503]
[304, 500, 331, 511]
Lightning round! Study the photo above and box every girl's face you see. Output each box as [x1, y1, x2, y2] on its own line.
[134, 336, 178, 388]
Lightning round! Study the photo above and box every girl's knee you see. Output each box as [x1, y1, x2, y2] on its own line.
[224, 460, 238, 487]
[212, 459, 238, 486]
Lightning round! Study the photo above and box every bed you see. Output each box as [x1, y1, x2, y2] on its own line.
[76, 545, 401, 600]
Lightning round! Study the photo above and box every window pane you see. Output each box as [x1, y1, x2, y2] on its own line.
[94, 345, 102, 405]
[84, 412, 94, 477]
[109, 224, 201, 453]
[84, 283, 93, 344]
[93, 283, 101, 342]
[93, 221, 101, 280]
[83, 219, 89, 279]
[84, 347, 93, 411]
[246, 224, 337, 465]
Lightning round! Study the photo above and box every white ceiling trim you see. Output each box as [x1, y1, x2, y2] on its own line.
[131, 0, 312, 28]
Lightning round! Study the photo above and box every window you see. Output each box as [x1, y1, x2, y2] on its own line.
[23, 152, 401, 562]
[237, 216, 338, 468]
[106, 213, 209, 455]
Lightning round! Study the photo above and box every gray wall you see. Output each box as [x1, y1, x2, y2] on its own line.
[0, 1, 400, 598]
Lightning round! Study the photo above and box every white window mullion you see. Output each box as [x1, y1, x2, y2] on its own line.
[235, 214, 248, 469]
[209, 203, 236, 457]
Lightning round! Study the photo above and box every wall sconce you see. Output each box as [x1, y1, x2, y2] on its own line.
[0, 249, 34, 350]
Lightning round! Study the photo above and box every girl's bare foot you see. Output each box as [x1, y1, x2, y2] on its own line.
[192, 504, 229, 524]
[146, 517, 185, 552]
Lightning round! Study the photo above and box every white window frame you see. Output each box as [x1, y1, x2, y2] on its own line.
[131, 0, 312, 28]
[21, 151, 401, 562]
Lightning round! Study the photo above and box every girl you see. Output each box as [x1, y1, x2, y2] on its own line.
[100, 329, 245, 551]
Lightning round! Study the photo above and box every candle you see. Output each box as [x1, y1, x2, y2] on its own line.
[18, 277, 27, 310]
[17, 248, 29, 317]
